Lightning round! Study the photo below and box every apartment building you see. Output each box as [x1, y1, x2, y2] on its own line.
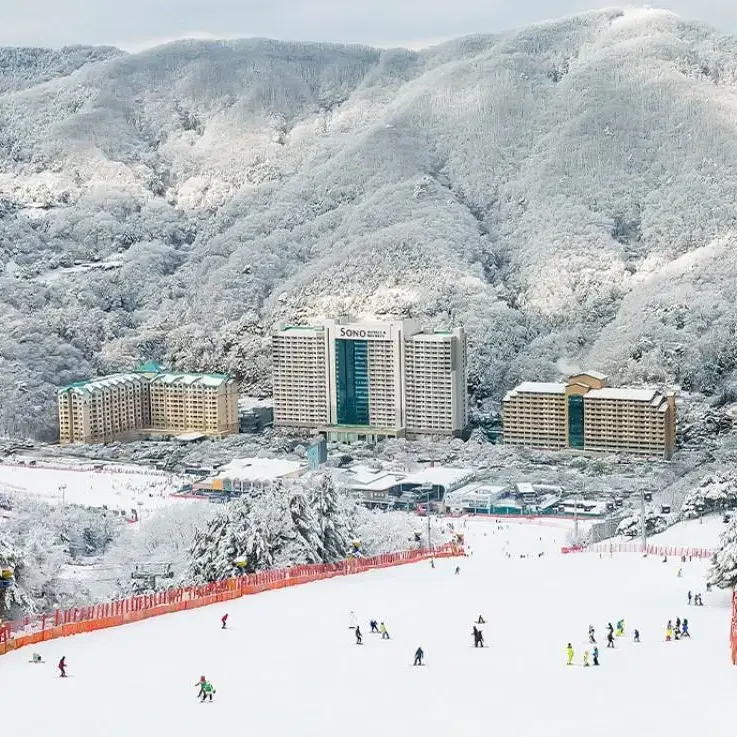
[272, 317, 468, 441]
[58, 364, 238, 444]
[502, 371, 676, 459]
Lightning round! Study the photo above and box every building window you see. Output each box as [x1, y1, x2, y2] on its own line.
[568, 395, 584, 449]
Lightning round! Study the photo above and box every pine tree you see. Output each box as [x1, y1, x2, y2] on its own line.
[310, 475, 350, 562]
[710, 518, 737, 589]
[289, 490, 326, 564]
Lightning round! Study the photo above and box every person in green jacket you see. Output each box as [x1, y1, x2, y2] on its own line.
[200, 680, 216, 702]
[566, 643, 574, 665]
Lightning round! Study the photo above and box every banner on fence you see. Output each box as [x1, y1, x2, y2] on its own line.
[581, 543, 714, 559]
[0, 543, 463, 656]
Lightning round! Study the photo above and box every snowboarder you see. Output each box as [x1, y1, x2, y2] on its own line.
[588, 625, 596, 644]
[355, 625, 363, 645]
[633, 629, 640, 643]
[200, 680, 216, 702]
[695, 593, 703, 606]
[195, 676, 207, 699]
[583, 650, 590, 667]
[607, 622, 614, 637]
[682, 619, 690, 638]
[566, 643, 574, 665]
[349, 611, 357, 629]
[370, 619, 379, 633]
[455, 566, 461, 575]
[616, 619, 624, 637]
[592, 645, 599, 666]
[58, 656, 67, 678]
[221, 613, 228, 629]
[380, 622, 390, 640]
[677, 567, 683, 578]
[414, 646, 424, 666]
[687, 591, 692, 606]
[30, 652, 42, 664]
[606, 630, 615, 648]
[666, 622, 673, 641]
[476, 615, 486, 624]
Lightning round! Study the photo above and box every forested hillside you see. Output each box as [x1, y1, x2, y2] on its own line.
[2, 7, 737, 438]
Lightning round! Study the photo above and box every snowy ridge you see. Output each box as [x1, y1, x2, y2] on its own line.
[4, 8, 737, 435]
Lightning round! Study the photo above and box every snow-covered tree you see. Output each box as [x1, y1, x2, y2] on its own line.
[309, 475, 350, 562]
[710, 519, 737, 589]
[289, 489, 325, 564]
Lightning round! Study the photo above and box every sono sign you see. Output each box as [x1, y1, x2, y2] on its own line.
[338, 326, 390, 340]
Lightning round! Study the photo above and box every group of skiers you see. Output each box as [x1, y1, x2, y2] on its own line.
[686, 591, 704, 606]
[665, 617, 690, 641]
[569, 619, 642, 666]
[354, 617, 391, 644]
[194, 675, 216, 702]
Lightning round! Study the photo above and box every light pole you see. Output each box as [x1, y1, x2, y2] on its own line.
[421, 483, 434, 564]
[640, 487, 647, 554]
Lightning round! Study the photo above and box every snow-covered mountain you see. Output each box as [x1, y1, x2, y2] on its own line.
[2, 7, 737, 438]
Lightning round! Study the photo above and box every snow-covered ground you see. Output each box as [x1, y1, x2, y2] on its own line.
[2, 517, 734, 737]
[0, 460, 189, 516]
[648, 514, 728, 549]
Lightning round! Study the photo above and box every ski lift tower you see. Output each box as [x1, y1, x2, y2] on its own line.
[131, 563, 174, 593]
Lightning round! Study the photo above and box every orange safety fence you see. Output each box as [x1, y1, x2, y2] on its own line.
[0, 543, 463, 656]
[731, 591, 737, 666]
[577, 543, 714, 559]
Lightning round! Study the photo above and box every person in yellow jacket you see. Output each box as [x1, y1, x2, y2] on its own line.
[665, 622, 673, 642]
[566, 643, 574, 665]
[379, 622, 390, 640]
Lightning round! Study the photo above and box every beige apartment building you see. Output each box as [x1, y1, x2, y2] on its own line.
[502, 371, 676, 459]
[58, 363, 238, 444]
[272, 317, 468, 441]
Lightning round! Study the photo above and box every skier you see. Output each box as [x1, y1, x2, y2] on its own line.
[633, 629, 640, 643]
[706, 582, 713, 593]
[414, 646, 424, 666]
[455, 566, 461, 575]
[200, 680, 216, 702]
[476, 615, 486, 624]
[677, 567, 683, 578]
[566, 643, 574, 666]
[592, 645, 600, 666]
[666, 621, 673, 642]
[695, 593, 703, 606]
[380, 622, 390, 640]
[349, 611, 357, 629]
[583, 650, 590, 667]
[472, 626, 484, 648]
[195, 676, 207, 699]
[355, 625, 363, 645]
[606, 630, 614, 648]
[221, 613, 228, 630]
[616, 619, 624, 637]
[682, 619, 690, 638]
[607, 622, 614, 638]
[30, 652, 43, 664]
[588, 625, 596, 644]
[370, 619, 379, 633]
[687, 591, 692, 606]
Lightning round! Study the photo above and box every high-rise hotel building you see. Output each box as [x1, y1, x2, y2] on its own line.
[58, 362, 239, 444]
[272, 318, 468, 441]
[502, 371, 676, 459]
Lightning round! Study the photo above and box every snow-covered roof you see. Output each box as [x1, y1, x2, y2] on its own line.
[216, 458, 305, 481]
[61, 373, 145, 394]
[572, 370, 608, 380]
[584, 388, 658, 402]
[238, 396, 274, 411]
[150, 372, 232, 387]
[445, 483, 508, 504]
[400, 466, 475, 490]
[504, 381, 566, 399]
[338, 464, 406, 492]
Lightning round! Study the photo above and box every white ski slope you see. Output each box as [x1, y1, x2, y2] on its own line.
[2, 518, 735, 737]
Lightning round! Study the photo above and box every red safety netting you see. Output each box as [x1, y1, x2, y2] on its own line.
[0, 543, 463, 656]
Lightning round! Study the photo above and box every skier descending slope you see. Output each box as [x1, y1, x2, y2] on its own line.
[195, 676, 206, 699]
[221, 613, 228, 630]
[566, 644, 574, 665]
[200, 680, 216, 702]
[355, 626, 363, 645]
[413, 647, 424, 666]
[58, 657, 67, 678]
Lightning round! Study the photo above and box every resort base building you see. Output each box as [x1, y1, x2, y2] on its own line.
[502, 371, 676, 459]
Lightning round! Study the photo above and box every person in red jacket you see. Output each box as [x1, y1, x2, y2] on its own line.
[58, 656, 67, 678]
[221, 613, 228, 629]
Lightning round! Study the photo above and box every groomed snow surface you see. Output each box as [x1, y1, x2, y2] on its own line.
[3, 518, 736, 737]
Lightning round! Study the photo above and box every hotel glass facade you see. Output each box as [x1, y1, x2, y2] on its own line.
[272, 318, 469, 440]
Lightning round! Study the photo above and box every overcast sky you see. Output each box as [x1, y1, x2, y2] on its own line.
[2, 1, 737, 50]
